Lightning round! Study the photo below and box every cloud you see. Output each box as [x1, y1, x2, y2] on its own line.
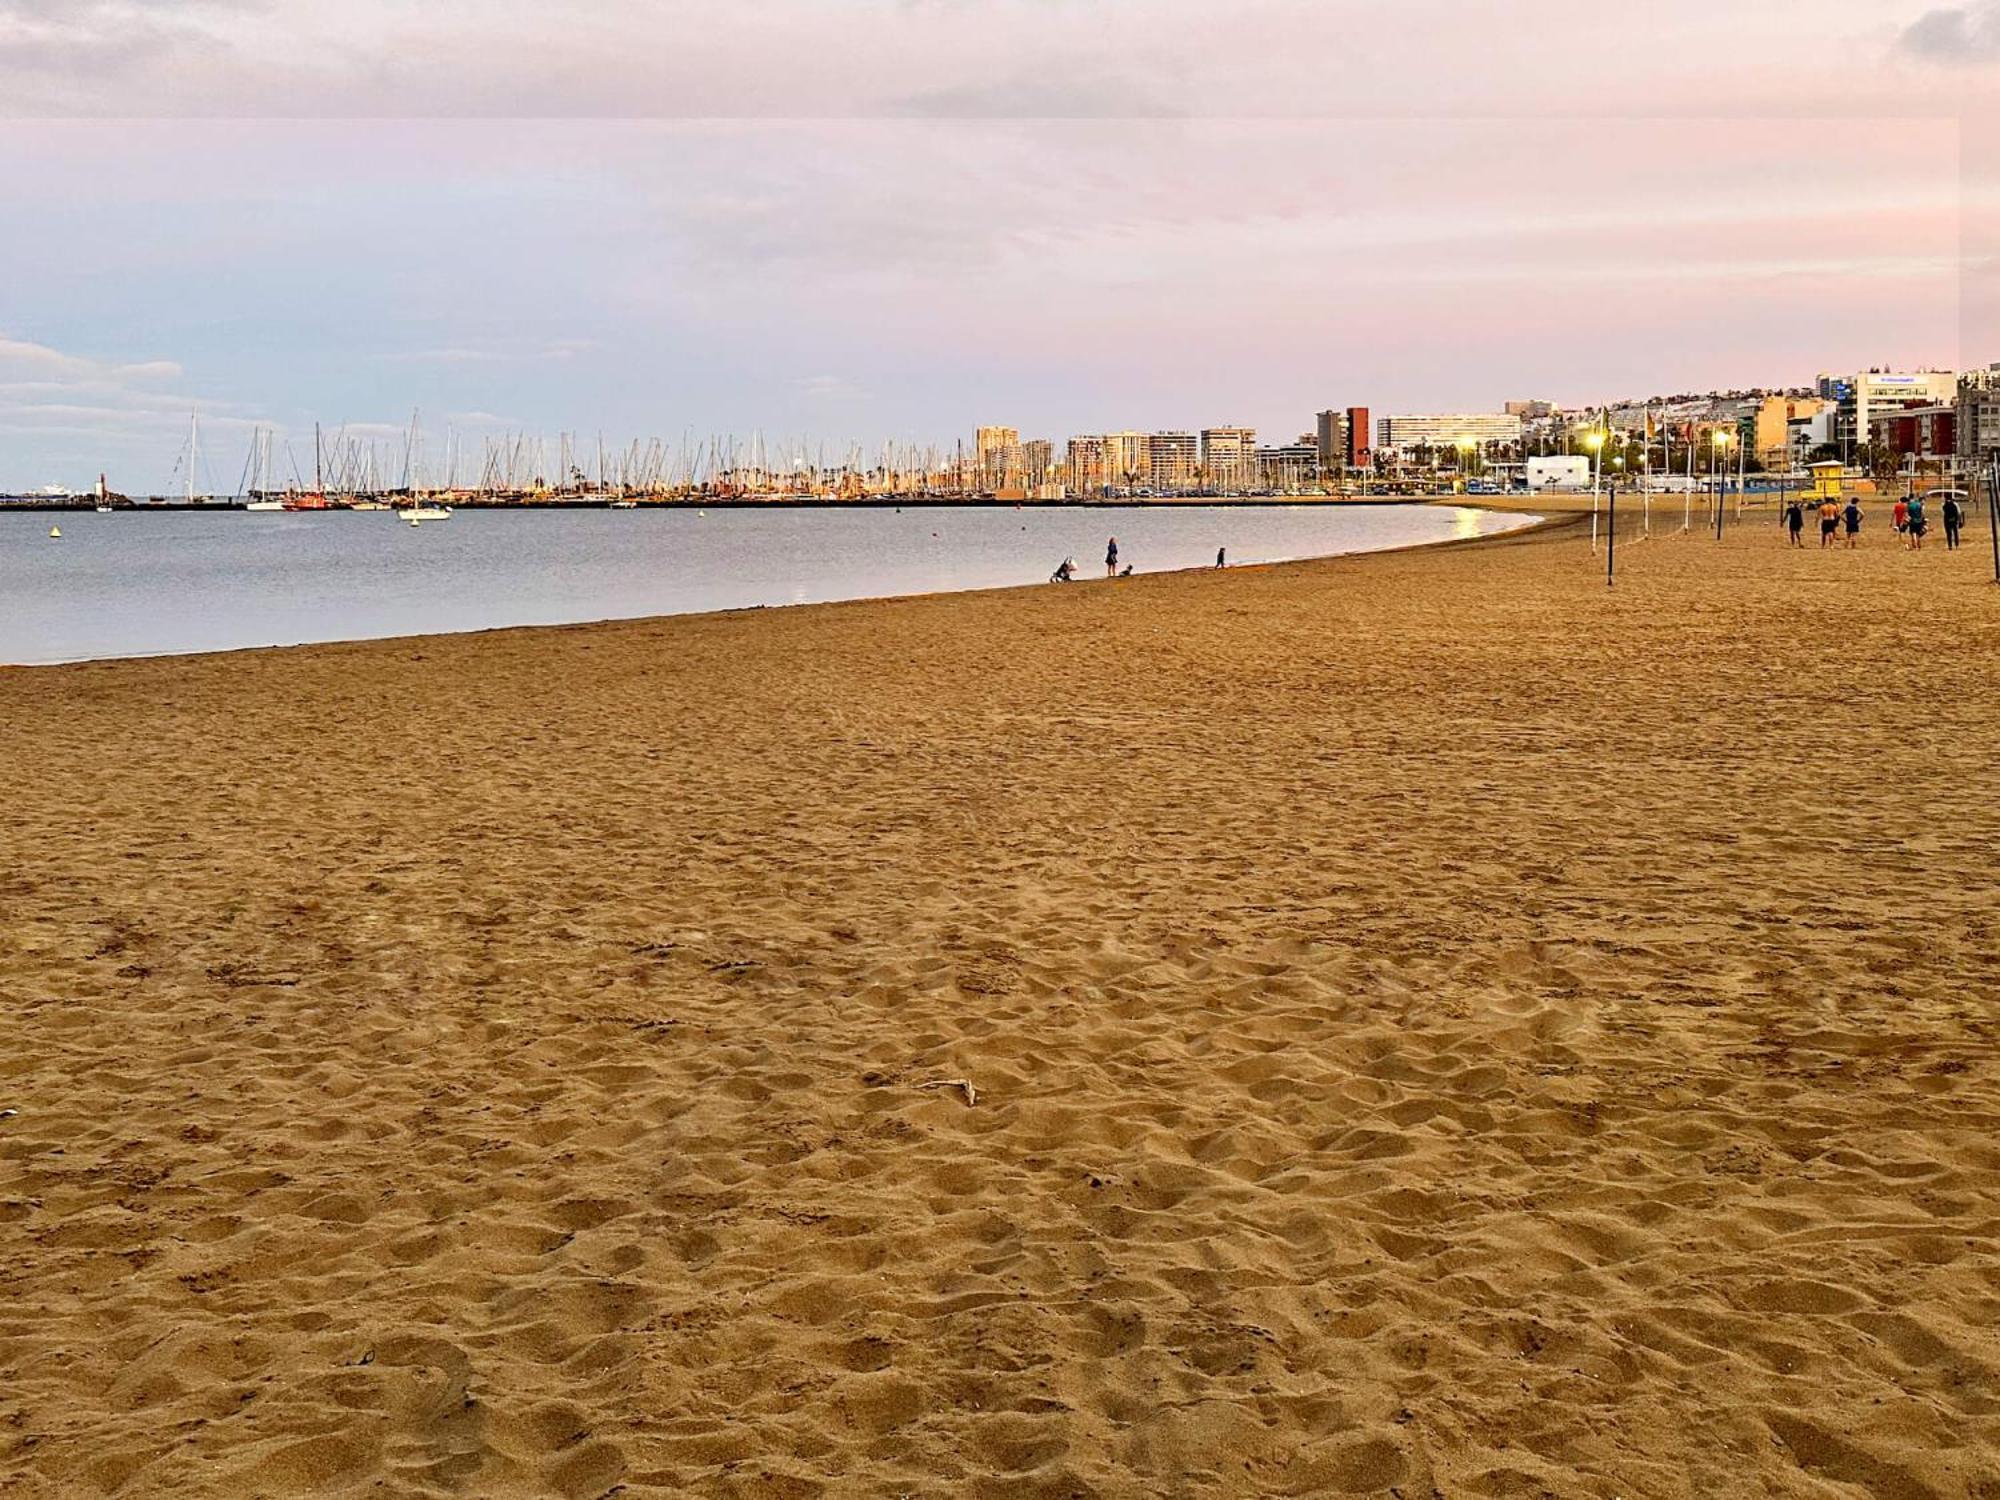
[0, 334, 181, 383]
[1899, 3, 2000, 61]
[0, 0, 1962, 120]
[0, 0, 256, 80]
[0, 333, 215, 485]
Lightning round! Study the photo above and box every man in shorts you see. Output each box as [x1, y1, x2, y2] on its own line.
[1842, 498, 1862, 548]
[1906, 493, 1926, 551]
[1784, 499, 1805, 546]
[1819, 497, 1840, 548]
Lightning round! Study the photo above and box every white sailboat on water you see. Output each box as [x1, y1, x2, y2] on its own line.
[169, 407, 218, 506]
[396, 408, 452, 521]
[240, 426, 291, 510]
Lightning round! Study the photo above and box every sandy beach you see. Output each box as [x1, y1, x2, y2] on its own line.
[3, 511, 1998, 1498]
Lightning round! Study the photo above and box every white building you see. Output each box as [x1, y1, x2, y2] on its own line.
[1376, 413, 1523, 450]
[1525, 455, 1592, 492]
[1825, 370, 1957, 451]
[1200, 427, 1257, 489]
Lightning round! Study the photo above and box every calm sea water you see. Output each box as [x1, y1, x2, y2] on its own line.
[0, 504, 1536, 665]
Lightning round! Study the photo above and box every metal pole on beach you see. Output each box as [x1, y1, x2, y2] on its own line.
[1713, 435, 1727, 542]
[1988, 453, 2000, 585]
[1587, 427, 1604, 555]
[1607, 483, 1617, 587]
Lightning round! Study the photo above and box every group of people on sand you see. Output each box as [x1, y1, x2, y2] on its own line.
[1050, 537, 1228, 583]
[1784, 492, 1965, 552]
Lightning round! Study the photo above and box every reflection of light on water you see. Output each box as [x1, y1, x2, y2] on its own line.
[1452, 506, 1485, 540]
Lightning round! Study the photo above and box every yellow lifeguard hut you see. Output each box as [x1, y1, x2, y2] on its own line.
[1806, 460, 1844, 501]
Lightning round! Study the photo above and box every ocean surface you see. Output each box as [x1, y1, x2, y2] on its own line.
[0, 503, 1538, 665]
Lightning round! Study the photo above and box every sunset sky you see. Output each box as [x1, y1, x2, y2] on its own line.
[1, 0, 1993, 489]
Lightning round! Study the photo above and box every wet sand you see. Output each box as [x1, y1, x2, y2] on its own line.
[3, 513, 1997, 1498]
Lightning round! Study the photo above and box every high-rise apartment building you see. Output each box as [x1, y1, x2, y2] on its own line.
[1376, 413, 1523, 450]
[1345, 406, 1371, 468]
[974, 425, 1022, 485]
[1021, 439, 1055, 485]
[975, 426, 1019, 463]
[1103, 431, 1150, 486]
[1065, 435, 1110, 493]
[1955, 366, 2000, 465]
[1313, 408, 1371, 469]
[1314, 410, 1347, 468]
[1148, 432, 1198, 491]
[1201, 427, 1257, 490]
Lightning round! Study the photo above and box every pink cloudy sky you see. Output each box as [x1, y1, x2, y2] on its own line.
[0, 0, 1993, 488]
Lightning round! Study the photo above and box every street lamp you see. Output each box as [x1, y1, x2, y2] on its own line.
[1456, 436, 1476, 488]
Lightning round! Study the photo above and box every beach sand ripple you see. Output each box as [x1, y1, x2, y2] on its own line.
[3, 516, 1998, 1496]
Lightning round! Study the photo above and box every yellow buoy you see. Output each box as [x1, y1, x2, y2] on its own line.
[48, 525, 61, 538]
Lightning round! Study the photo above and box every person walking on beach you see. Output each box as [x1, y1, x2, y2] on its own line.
[1105, 537, 1119, 577]
[1907, 493, 1926, 551]
[1842, 498, 1862, 549]
[1784, 499, 1805, 546]
[1216, 546, 1226, 568]
[1892, 497, 1909, 540]
[1818, 497, 1840, 548]
[1943, 493, 1964, 550]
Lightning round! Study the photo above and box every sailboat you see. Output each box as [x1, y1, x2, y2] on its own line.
[240, 425, 286, 509]
[284, 424, 333, 509]
[397, 408, 451, 519]
[171, 407, 213, 506]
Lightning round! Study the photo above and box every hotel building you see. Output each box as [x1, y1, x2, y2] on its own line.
[1824, 371, 1957, 452]
[1148, 432, 1198, 491]
[1201, 427, 1257, 490]
[1376, 413, 1523, 451]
